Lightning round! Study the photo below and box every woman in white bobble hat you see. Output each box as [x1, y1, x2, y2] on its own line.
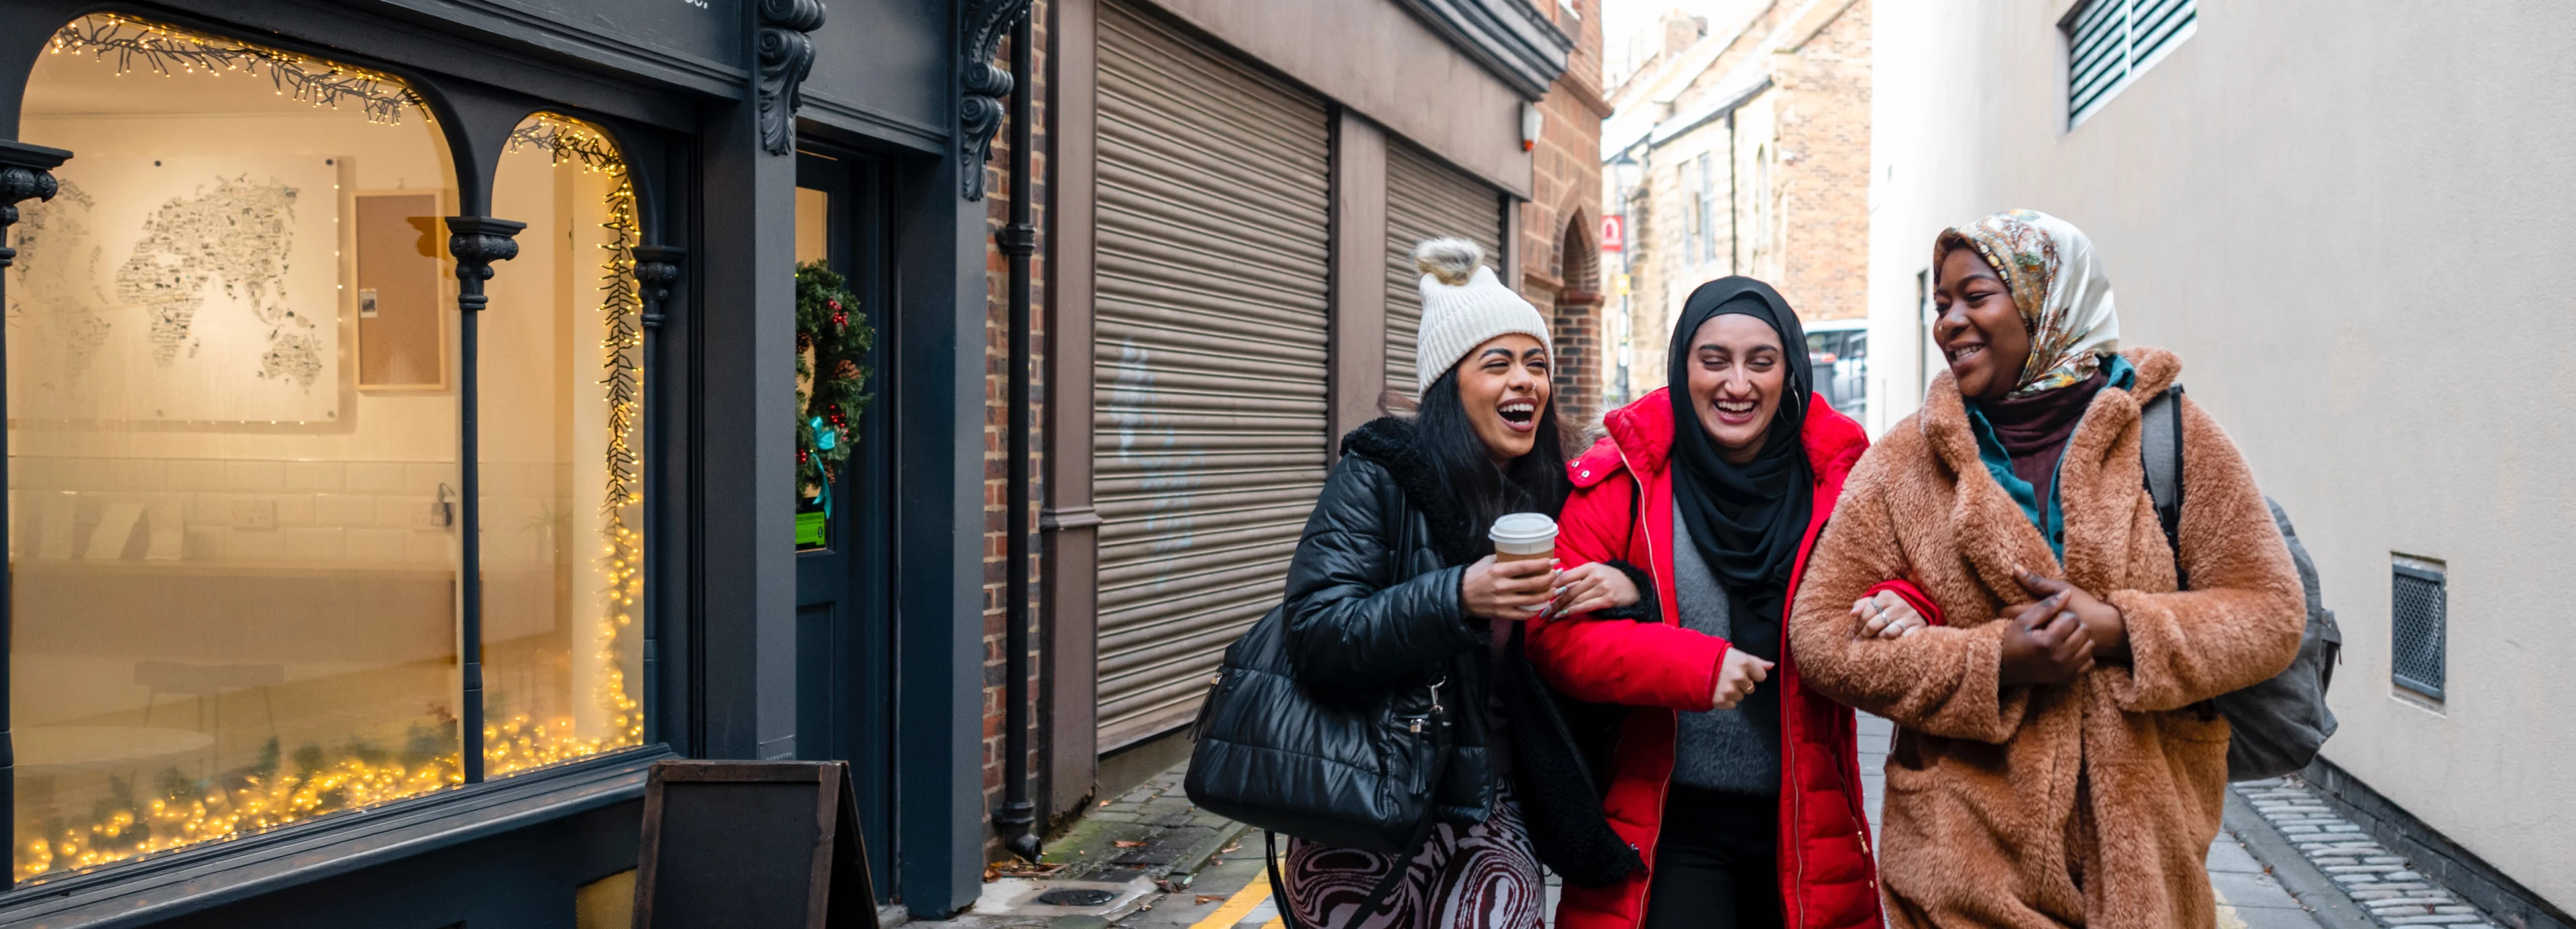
[1264, 239, 1646, 928]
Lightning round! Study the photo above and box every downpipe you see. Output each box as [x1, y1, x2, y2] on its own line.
[994, 10, 1042, 863]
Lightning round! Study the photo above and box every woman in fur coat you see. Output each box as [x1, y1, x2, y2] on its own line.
[1271, 239, 1644, 928]
[1788, 209, 2306, 928]
[1529, 277, 1882, 929]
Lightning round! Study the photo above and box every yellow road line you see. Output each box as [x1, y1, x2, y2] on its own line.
[1258, 920, 1284, 929]
[2214, 885, 2249, 929]
[1187, 878, 1273, 929]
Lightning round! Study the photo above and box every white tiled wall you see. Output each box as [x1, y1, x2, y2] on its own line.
[3, 455, 543, 566]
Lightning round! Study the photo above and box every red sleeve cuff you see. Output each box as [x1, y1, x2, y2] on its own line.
[1866, 579, 1947, 627]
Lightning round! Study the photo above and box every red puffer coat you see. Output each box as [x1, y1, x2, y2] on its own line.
[1527, 389, 1882, 929]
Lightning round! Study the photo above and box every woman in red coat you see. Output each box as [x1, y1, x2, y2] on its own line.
[1528, 278, 1884, 929]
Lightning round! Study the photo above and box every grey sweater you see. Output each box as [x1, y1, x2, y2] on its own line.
[1668, 508, 1782, 793]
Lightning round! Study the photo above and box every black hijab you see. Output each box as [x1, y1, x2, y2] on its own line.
[1666, 277, 1814, 661]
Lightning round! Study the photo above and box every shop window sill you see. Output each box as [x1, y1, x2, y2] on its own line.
[0, 745, 672, 928]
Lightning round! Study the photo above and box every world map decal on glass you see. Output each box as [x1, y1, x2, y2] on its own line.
[6, 155, 343, 424]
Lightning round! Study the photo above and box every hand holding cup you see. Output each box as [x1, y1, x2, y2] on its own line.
[1466, 514, 1563, 622]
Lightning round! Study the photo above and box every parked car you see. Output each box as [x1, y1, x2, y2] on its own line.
[1805, 318, 1868, 422]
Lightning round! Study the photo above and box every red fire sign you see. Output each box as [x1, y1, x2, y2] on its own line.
[1600, 215, 1625, 254]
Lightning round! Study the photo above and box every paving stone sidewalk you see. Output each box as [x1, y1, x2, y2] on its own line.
[904, 766, 1247, 928]
[914, 721, 2507, 928]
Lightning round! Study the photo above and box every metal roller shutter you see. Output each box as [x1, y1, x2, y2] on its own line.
[1093, 3, 1332, 751]
[1385, 142, 1507, 400]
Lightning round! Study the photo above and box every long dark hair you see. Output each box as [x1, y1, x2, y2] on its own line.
[1412, 368, 1570, 551]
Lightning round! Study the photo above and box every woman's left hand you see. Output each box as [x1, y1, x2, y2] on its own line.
[1553, 561, 1642, 616]
[2012, 567, 2129, 659]
[1852, 590, 1929, 639]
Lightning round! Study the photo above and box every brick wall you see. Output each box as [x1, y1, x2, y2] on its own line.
[1773, 0, 1870, 321]
[980, 1, 1049, 862]
[1523, 0, 1609, 434]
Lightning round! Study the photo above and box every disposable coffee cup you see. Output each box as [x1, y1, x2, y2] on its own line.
[1488, 512, 1558, 565]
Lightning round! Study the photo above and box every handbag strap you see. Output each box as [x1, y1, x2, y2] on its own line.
[1265, 715, 1451, 929]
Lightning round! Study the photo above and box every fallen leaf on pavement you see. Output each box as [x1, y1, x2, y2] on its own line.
[1196, 895, 1224, 905]
[1114, 839, 1147, 849]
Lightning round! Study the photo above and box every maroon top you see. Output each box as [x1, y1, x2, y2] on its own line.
[1976, 367, 2110, 497]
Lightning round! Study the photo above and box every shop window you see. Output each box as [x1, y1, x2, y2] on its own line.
[479, 113, 646, 775]
[5, 17, 645, 883]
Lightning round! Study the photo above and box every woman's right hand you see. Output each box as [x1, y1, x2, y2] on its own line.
[1853, 590, 1929, 639]
[1462, 555, 1557, 622]
[1996, 590, 2095, 685]
[1553, 561, 1642, 616]
[1711, 647, 1774, 710]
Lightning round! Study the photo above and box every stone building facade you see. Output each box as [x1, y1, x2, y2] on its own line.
[1602, 0, 1872, 402]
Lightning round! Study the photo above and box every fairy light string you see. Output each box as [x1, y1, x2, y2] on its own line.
[17, 113, 646, 881]
[48, 14, 425, 124]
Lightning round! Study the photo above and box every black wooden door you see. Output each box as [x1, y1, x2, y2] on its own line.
[792, 150, 896, 901]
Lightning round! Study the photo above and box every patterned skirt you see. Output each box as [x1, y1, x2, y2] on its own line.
[1279, 783, 1546, 929]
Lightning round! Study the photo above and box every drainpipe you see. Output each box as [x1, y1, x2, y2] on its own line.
[994, 11, 1043, 862]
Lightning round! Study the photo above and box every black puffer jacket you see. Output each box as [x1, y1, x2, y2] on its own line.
[1281, 417, 1643, 885]
[1281, 417, 1499, 822]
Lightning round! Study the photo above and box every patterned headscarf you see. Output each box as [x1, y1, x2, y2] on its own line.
[1935, 209, 2121, 395]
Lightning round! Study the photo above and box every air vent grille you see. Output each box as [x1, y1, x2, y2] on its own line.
[2391, 559, 2446, 700]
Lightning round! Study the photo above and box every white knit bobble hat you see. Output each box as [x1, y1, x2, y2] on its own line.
[1411, 238, 1552, 394]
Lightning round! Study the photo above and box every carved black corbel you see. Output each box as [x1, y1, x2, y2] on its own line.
[959, 0, 1032, 200]
[757, 0, 827, 156]
[446, 217, 526, 311]
[632, 245, 686, 329]
[0, 140, 72, 271]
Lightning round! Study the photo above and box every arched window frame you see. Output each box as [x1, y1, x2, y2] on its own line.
[0, 9, 685, 889]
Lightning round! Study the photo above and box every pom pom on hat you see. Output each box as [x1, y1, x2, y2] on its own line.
[1410, 237, 1552, 394]
[1414, 237, 1484, 286]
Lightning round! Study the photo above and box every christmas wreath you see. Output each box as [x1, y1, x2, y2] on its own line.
[796, 262, 874, 498]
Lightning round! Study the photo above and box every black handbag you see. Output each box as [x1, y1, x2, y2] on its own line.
[1181, 604, 1454, 853]
[1185, 605, 1452, 929]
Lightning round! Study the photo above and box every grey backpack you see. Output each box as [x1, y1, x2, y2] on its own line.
[2140, 386, 2341, 781]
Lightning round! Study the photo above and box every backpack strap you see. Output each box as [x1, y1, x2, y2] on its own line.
[2139, 384, 2187, 588]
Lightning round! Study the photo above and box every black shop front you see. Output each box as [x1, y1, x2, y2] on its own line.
[0, 0, 1016, 924]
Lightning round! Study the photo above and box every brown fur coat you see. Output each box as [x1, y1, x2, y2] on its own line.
[1788, 347, 2303, 928]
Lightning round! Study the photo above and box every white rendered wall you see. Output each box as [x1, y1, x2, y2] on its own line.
[1867, 0, 2576, 908]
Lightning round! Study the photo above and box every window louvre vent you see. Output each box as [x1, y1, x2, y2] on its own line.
[2390, 559, 2447, 700]
[2063, 0, 2198, 125]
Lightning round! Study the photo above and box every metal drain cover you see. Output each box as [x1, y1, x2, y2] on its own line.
[1035, 888, 1118, 907]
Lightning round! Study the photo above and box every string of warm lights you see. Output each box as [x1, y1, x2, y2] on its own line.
[507, 117, 626, 176]
[19, 750, 464, 881]
[590, 160, 648, 754]
[48, 14, 425, 125]
[16, 113, 649, 883]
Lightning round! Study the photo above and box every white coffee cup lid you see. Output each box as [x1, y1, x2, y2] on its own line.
[1488, 512, 1558, 544]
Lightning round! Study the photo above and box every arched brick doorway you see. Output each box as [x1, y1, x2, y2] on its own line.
[1552, 212, 1606, 433]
